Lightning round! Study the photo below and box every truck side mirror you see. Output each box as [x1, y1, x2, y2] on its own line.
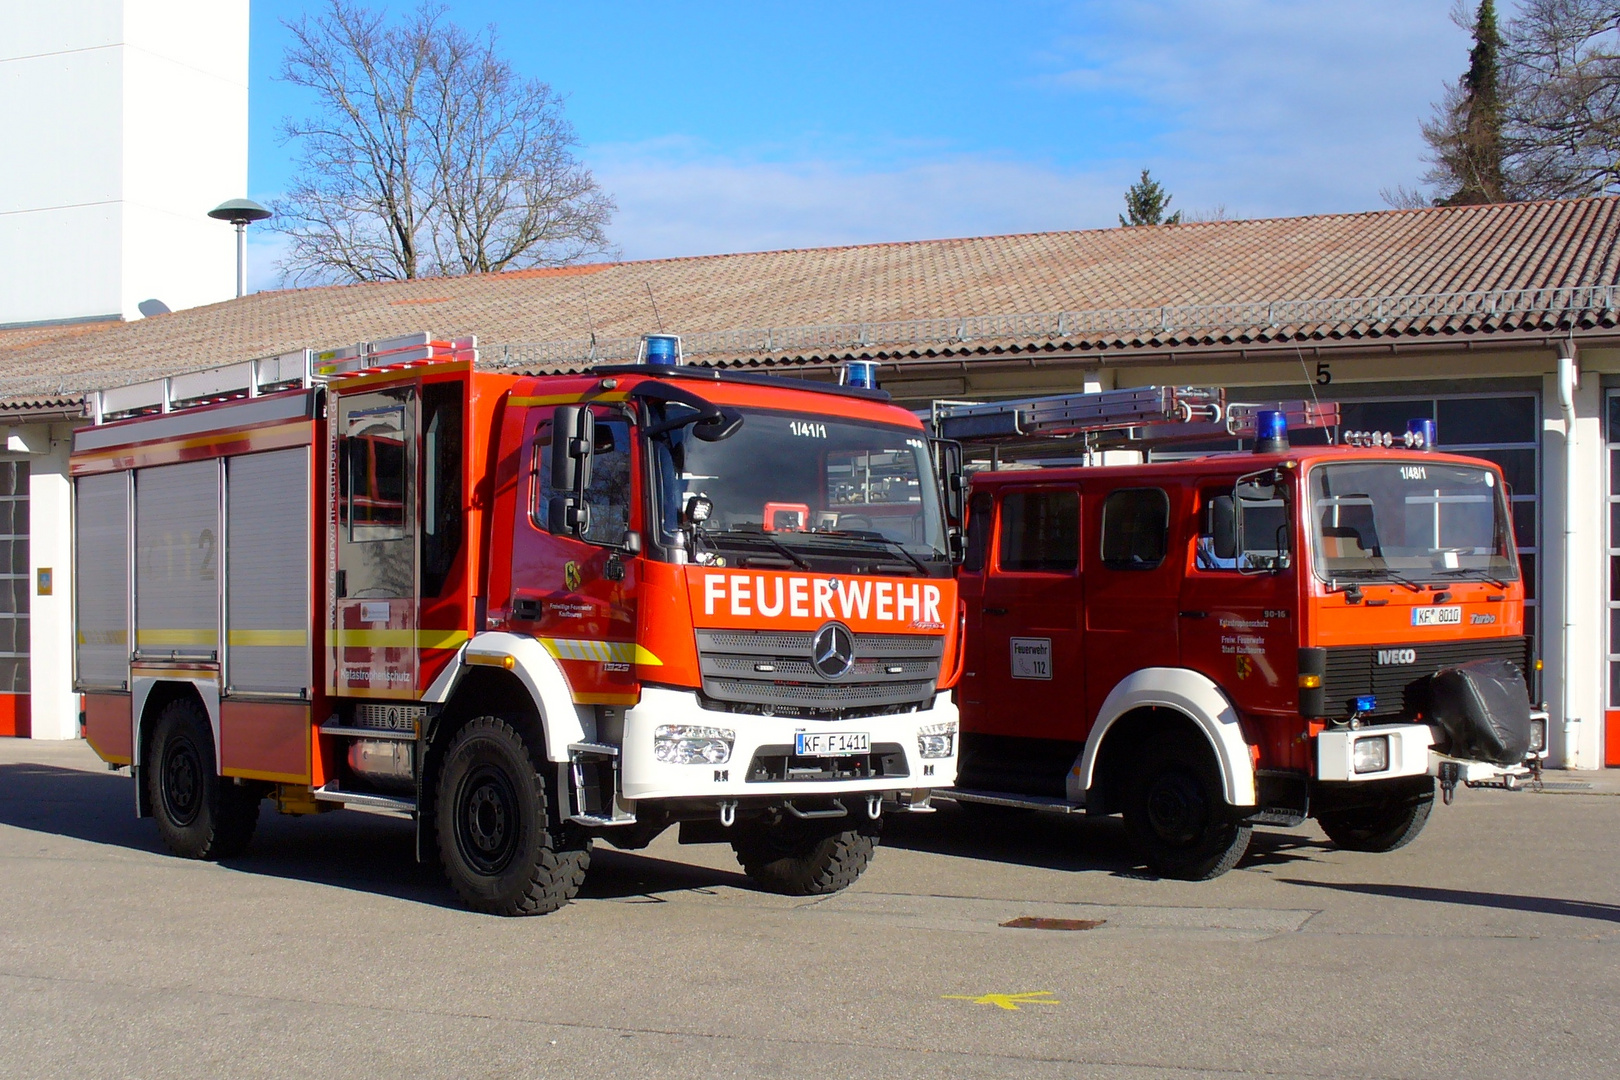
[931, 438, 966, 562]
[548, 406, 594, 536]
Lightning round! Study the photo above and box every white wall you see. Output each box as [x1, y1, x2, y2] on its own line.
[0, 0, 246, 326]
[1541, 363, 1608, 769]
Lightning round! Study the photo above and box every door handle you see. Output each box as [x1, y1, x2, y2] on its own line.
[984, 607, 1009, 616]
[1178, 610, 1208, 619]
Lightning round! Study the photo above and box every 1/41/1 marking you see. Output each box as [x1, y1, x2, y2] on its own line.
[790, 421, 827, 438]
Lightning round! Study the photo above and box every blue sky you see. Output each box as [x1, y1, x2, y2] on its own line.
[246, 1, 1475, 288]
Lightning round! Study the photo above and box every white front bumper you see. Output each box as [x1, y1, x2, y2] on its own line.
[1317, 721, 1536, 783]
[1317, 723, 1433, 782]
[620, 686, 958, 801]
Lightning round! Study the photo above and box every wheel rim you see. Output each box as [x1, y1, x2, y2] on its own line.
[1144, 769, 1210, 847]
[161, 733, 204, 828]
[455, 763, 520, 875]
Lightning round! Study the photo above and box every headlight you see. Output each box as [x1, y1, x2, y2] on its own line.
[653, 724, 735, 765]
[1352, 735, 1390, 774]
[1528, 717, 1547, 754]
[917, 720, 957, 759]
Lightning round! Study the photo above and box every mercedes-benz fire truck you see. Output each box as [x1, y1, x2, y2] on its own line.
[934, 387, 1544, 880]
[73, 333, 962, 915]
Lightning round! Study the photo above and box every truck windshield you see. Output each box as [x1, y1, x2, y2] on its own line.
[649, 405, 950, 568]
[1308, 460, 1518, 584]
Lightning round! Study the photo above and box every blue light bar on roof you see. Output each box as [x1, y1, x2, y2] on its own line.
[1254, 409, 1289, 453]
[840, 360, 879, 389]
[640, 333, 683, 366]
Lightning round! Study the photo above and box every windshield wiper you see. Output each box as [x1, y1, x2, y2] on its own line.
[1428, 567, 1511, 588]
[1332, 567, 1426, 591]
[712, 528, 811, 569]
[820, 530, 933, 575]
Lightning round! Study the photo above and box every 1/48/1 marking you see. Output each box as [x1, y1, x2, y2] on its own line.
[790, 421, 827, 438]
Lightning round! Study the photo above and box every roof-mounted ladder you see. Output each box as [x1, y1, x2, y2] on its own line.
[88, 332, 477, 424]
[930, 385, 1338, 452]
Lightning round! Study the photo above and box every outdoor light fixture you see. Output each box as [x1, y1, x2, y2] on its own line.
[208, 198, 272, 299]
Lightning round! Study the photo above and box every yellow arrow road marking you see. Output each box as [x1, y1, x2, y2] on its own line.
[941, 991, 1060, 1011]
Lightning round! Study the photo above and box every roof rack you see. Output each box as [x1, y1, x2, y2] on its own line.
[931, 386, 1338, 451]
[88, 332, 477, 424]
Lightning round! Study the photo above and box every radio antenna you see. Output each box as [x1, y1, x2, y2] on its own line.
[581, 288, 598, 362]
[645, 281, 664, 331]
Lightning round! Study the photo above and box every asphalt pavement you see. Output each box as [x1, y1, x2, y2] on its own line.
[1, 738, 1616, 1080]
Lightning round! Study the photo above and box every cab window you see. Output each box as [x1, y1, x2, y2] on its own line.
[963, 491, 994, 572]
[997, 489, 1079, 573]
[1100, 487, 1169, 570]
[530, 413, 633, 547]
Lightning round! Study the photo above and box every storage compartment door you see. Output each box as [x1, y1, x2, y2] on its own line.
[75, 471, 131, 688]
[135, 461, 220, 660]
[226, 448, 311, 694]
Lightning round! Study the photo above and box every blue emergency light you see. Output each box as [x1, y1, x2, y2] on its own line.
[1406, 417, 1437, 451]
[1254, 409, 1289, 454]
[1352, 695, 1377, 714]
[640, 333, 683, 366]
[841, 360, 879, 389]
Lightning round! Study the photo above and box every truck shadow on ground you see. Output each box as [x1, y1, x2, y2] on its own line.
[0, 762, 753, 911]
[879, 802, 1337, 878]
[1277, 878, 1620, 924]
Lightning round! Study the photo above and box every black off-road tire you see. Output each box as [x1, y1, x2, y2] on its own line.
[1123, 735, 1252, 881]
[732, 820, 877, 896]
[1318, 778, 1435, 853]
[146, 698, 260, 860]
[434, 716, 590, 916]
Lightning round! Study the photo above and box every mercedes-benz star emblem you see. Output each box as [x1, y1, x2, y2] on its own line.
[811, 622, 856, 680]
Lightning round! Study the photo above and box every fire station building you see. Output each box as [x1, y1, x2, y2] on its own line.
[1, 196, 1617, 770]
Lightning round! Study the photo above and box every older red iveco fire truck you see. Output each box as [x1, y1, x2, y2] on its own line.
[934, 388, 1543, 879]
[73, 333, 962, 915]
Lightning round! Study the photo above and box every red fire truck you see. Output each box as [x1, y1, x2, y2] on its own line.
[934, 388, 1544, 879]
[73, 334, 962, 915]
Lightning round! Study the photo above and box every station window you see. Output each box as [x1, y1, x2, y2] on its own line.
[0, 462, 27, 694]
[996, 490, 1078, 573]
[1607, 391, 1620, 710]
[1100, 487, 1169, 570]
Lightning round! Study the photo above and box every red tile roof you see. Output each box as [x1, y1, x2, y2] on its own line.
[2, 197, 1617, 413]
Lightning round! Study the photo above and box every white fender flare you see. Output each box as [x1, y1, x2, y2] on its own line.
[1068, 667, 1257, 808]
[441, 632, 594, 763]
[131, 674, 220, 776]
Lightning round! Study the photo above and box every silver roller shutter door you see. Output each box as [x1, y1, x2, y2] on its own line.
[74, 473, 130, 687]
[226, 449, 310, 693]
[135, 460, 220, 658]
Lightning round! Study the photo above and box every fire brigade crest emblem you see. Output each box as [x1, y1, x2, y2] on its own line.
[1235, 655, 1253, 680]
[564, 560, 581, 591]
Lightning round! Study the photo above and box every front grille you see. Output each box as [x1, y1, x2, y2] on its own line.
[696, 628, 943, 718]
[1320, 636, 1532, 719]
[746, 742, 909, 782]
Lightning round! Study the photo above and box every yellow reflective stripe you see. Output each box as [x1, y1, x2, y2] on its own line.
[332, 629, 470, 649]
[228, 630, 308, 647]
[507, 391, 630, 407]
[135, 629, 216, 646]
[537, 637, 662, 667]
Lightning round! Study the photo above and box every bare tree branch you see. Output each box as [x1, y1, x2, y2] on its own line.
[272, 1, 615, 284]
